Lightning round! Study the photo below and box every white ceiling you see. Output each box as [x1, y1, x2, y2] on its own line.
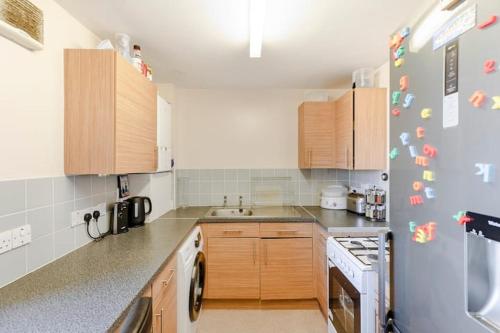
[55, 0, 435, 88]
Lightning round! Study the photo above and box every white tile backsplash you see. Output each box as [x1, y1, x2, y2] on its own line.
[0, 175, 119, 288]
[176, 168, 388, 207]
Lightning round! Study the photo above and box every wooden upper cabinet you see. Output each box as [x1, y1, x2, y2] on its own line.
[335, 91, 354, 169]
[354, 88, 387, 170]
[335, 88, 387, 170]
[298, 102, 336, 169]
[64, 49, 157, 175]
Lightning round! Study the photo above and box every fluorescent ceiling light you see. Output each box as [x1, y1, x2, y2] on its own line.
[249, 0, 266, 58]
[410, 2, 465, 52]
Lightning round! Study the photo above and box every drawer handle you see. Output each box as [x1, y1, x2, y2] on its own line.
[162, 269, 175, 287]
[223, 230, 243, 234]
[276, 230, 298, 234]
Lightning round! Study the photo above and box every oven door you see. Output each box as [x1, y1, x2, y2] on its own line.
[329, 259, 361, 333]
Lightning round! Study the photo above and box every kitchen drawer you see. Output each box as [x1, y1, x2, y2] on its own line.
[152, 254, 176, 307]
[202, 223, 260, 238]
[260, 223, 312, 238]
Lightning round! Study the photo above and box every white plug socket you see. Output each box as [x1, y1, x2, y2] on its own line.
[71, 202, 107, 227]
[0, 230, 12, 254]
[12, 225, 31, 249]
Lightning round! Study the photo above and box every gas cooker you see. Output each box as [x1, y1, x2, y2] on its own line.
[331, 236, 389, 269]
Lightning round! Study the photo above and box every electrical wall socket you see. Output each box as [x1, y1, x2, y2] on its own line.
[71, 202, 107, 227]
[0, 230, 13, 254]
[11, 225, 31, 249]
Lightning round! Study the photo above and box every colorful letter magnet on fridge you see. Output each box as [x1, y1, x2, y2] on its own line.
[492, 96, 500, 110]
[392, 91, 401, 105]
[400, 27, 411, 38]
[478, 16, 497, 29]
[475, 163, 495, 183]
[395, 58, 405, 68]
[400, 132, 410, 146]
[423, 144, 438, 158]
[415, 156, 429, 167]
[389, 148, 399, 160]
[423, 170, 435, 182]
[424, 187, 436, 199]
[409, 145, 418, 158]
[469, 91, 486, 108]
[421, 108, 432, 119]
[484, 59, 496, 74]
[400, 75, 409, 91]
[413, 181, 424, 192]
[389, 34, 404, 49]
[392, 108, 401, 117]
[403, 93, 415, 109]
[409, 195, 424, 206]
[395, 47, 406, 60]
[416, 127, 425, 139]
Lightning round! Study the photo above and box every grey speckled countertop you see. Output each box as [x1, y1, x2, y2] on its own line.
[0, 205, 387, 332]
[164, 206, 388, 232]
[302, 206, 389, 232]
[0, 218, 198, 333]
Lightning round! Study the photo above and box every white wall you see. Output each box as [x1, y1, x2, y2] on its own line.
[175, 89, 347, 169]
[0, 0, 101, 181]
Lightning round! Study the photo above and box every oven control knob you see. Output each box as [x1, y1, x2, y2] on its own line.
[350, 271, 355, 278]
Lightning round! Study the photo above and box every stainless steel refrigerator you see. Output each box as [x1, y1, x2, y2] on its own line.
[387, 1, 500, 332]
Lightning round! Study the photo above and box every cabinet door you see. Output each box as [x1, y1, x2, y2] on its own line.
[260, 238, 313, 300]
[335, 91, 354, 169]
[115, 54, 157, 174]
[153, 258, 176, 333]
[299, 102, 335, 168]
[206, 237, 260, 299]
[64, 49, 116, 175]
[314, 224, 328, 319]
[354, 88, 387, 170]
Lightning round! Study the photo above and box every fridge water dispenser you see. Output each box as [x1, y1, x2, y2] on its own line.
[466, 212, 500, 332]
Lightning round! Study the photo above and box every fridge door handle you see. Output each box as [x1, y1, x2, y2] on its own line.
[378, 231, 387, 333]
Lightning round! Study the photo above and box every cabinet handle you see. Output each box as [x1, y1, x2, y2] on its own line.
[155, 312, 163, 333]
[223, 230, 243, 234]
[253, 241, 256, 265]
[160, 308, 164, 333]
[308, 150, 312, 168]
[162, 269, 175, 287]
[264, 242, 268, 266]
[276, 230, 298, 234]
[345, 146, 348, 169]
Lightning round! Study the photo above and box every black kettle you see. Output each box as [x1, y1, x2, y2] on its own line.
[127, 196, 152, 227]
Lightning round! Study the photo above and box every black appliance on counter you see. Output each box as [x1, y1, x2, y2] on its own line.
[111, 201, 130, 235]
[127, 196, 152, 227]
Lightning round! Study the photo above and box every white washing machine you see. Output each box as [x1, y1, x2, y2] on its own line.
[177, 226, 205, 333]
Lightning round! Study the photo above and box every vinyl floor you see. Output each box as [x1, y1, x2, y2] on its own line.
[197, 309, 327, 333]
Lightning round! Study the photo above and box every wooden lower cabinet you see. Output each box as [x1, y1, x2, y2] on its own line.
[152, 256, 176, 333]
[203, 222, 315, 302]
[206, 237, 260, 299]
[260, 238, 313, 300]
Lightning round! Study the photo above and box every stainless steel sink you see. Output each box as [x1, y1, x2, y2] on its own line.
[204, 206, 302, 219]
[207, 207, 253, 217]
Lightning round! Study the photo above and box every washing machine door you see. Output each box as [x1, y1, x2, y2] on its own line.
[189, 251, 206, 322]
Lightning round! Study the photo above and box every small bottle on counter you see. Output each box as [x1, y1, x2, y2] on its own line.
[146, 66, 153, 81]
[132, 44, 143, 73]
